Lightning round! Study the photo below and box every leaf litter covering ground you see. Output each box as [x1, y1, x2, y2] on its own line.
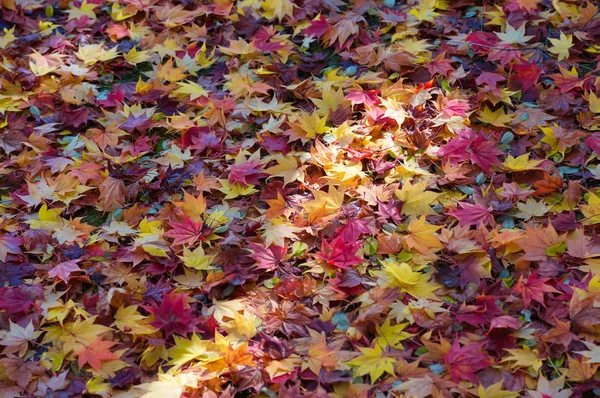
[1, 0, 600, 397]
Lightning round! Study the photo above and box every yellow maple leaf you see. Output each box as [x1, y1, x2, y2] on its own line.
[409, 0, 442, 22]
[395, 179, 439, 218]
[123, 47, 151, 65]
[287, 111, 329, 142]
[548, 32, 573, 61]
[66, 0, 97, 21]
[218, 180, 258, 200]
[403, 215, 443, 254]
[59, 316, 112, 354]
[171, 81, 208, 100]
[27, 204, 65, 230]
[301, 185, 345, 223]
[0, 27, 16, 49]
[134, 218, 169, 257]
[266, 153, 307, 186]
[76, 43, 119, 65]
[477, 106, 514, 127]
[580, 193, 600, 225]
[28, 51, 64, 76]
[502, 153, 543, 171]
[260, 219, 302, 246]
[476, 381, 520, 398]
[168, 334, 223, 367]
[112, 306, 157, 336]
[587, 91, 600, 113]
[156, 144, 194, 168]
[311, 87, 348, 117]
[379, 260, 440, 299]
[374, 320, 413, 350]
[178, 246, 215, 271]
[502, 346, 543, 373]
[261, 0, 297, 21]
[347, 344, 396, 381]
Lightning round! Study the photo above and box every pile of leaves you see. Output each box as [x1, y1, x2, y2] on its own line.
[1, 0, 600, 396]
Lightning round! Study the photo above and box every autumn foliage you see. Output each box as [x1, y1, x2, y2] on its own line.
[1, 0, 600, 396]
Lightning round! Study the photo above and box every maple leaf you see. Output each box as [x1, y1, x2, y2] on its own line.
[347, 344, 396, 381]
[74, 337, 118, 371]
[495, 24, 533, 45]
[247, 243, 286, 271]
[476, 381, 520, 398]
[395, 375, 454, 398]
[502, 154, 543, 171]
[403, 216, 443, 255]
[502, 346, 543, 373]
[379, 260, 440, 299]
[317, 235, 363, 268]
[173, 191, 207, 221]
[374, 320, 413, 350]
[302, 330, 341, 375]
[516, 198, 548, 220]
[449, 202, 494, 226]
[395, 179, 439, 218]
[165, 217, 208, 246]
[478, 106, 514, 127]
[0, 321, 42, 357]
[261, 0, 297, 21]
[227, 160, 267, 187]
[470, 133, 503, 173]
[147, 292, 200, 337]
[112, 305, 157, 336]
[575, 341, 600, 363]
[443, 340, 491, 383]
[548, 32, 573, 61]
[301, 184, 345, 223]
[0, 356, 44, 388]
[265, 153, 307, 186]
[168, 333, 222, 367]
[48, 259, 81, 283]
[512, 0, 540, 13]
[511, 61, 543, 92]
[57, 316, 112, 354]
[171, 81, 208, 100]
[178, 245, 215, 271]
[0, 234, 22, 262]
[76, 43, 119, 65]
[513, 271, 559, 308]
[260, 220, 302, 247]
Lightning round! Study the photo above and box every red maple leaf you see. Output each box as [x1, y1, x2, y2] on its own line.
[302, 15, 329, 38]
[317, 236, 363, 268]
[74, 337, 118, 371]
[513, 271, 559, 308]
[443, 340, 491, 383]
[227, 161, 267, 187]
[448, 202, 494, 227]
[511, 60, 542, 92]
[248, 243, 286, 271]
[165, 217, 209, 246]
[48, 259, 81, 283]
[336, 218, 372, 242]
[455, 295, 504, 327]
[345, 89, 380, 108]
[469, 133, 502, 174]
[146, 291, 200, 337]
